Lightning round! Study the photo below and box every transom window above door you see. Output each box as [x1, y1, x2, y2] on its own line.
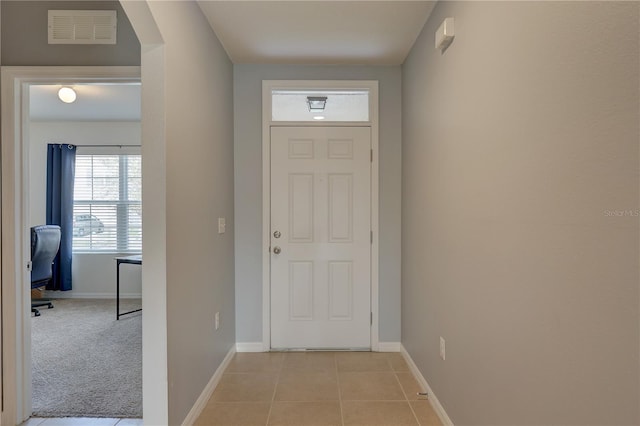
[271, 89, 370, 122]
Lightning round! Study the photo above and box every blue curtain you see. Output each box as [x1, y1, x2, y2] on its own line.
[46, 144, 76, 291]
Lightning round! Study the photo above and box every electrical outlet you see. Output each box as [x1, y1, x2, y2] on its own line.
[440, 336, 446, 360]
[215, 312, 220, 330]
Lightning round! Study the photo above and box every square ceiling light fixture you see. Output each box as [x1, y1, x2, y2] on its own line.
[307, 96, 327, 112]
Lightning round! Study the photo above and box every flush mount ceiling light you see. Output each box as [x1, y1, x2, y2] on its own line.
[307, 96, 327, 112]
[58, 86, 77, 103]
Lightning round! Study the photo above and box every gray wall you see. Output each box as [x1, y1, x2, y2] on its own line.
[402, 1, 639, 425]
[234, 64, 402, 344]
[1, 1, 139, 66]
[143, 2, 236, 425]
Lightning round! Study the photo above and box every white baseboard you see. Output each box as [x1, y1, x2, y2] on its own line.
[235, 342, 398, 352]
[235, 342, 266, 352]
[401, 344, 454, 426]
[181, 345, 236, 426]
[43, 291, 142, 299]
[377, 341, 401, 352]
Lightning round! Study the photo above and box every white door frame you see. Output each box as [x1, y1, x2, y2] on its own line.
[261, 80, 380, 352]
[0, 66, 140, 425]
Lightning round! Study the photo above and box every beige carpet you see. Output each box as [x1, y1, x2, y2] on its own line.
[31, 298, 142, 418]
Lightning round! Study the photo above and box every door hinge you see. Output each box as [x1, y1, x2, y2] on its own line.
[370, 231, 373, 244]
[370, 312, 373, 325]
[370, 149, 373, 163]
[27, 261, 32, 272]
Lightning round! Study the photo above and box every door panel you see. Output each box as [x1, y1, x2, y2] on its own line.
[289, 174, 314, 242]
[270, 126, 371, 349]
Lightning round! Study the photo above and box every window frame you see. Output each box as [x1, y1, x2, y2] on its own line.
[72, 148, 141, 254]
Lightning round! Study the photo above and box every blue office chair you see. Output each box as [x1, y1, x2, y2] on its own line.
[31, 225, 61, 316]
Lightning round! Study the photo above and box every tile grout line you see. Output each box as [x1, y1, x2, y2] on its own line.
[392, 360, 411, 401]
[388, 354, 422, 426]
[264, 352, 284, 426]
[410, 399, 429, 426]
[336, 354, 345, 426]
[408, 402, 425, 426]
[395, 360, 427, 426]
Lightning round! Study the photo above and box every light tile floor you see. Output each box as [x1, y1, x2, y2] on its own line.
[20, 417, 142, 426]
[195, 351, 443, 426]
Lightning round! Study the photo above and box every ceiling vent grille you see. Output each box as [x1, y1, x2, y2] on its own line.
[48, 10, 117, 45]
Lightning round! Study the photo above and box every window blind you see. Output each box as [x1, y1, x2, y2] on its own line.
[73, 154, 141, 252]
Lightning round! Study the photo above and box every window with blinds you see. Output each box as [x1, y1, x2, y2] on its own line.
[73, 154, 141, 252]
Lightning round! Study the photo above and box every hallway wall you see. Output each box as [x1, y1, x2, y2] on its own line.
[138, 2, 236, 425]
[234, 64, 402, 345]
[402, 2, 639, 424]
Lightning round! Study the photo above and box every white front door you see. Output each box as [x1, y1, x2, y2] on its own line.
[270, 126, 371, 349]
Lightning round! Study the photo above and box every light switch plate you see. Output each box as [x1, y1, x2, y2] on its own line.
[218, 217, 226, 234]
[435, 17, 455, 50]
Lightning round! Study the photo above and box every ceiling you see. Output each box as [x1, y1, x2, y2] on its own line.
[29, 1, 436, 121]
[197, 1, 436, 65]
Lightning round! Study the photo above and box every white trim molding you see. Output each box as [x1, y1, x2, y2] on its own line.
[235, 342, 266, 353]
[1, 66, 141, 426]
[261, 80, 380, 352]
[377, 342, 401, 352]
[401, 344, 454, 426]
[181, 345, 236, 426]
[43, 292, 142, 299]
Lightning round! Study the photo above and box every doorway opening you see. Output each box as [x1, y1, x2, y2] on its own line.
[1, 67, 141, 425]
[261, 80, 380, 351]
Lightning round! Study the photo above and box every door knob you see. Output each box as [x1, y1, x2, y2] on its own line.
[273, 230, 281, 238]
[273, 246, 281, 254]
